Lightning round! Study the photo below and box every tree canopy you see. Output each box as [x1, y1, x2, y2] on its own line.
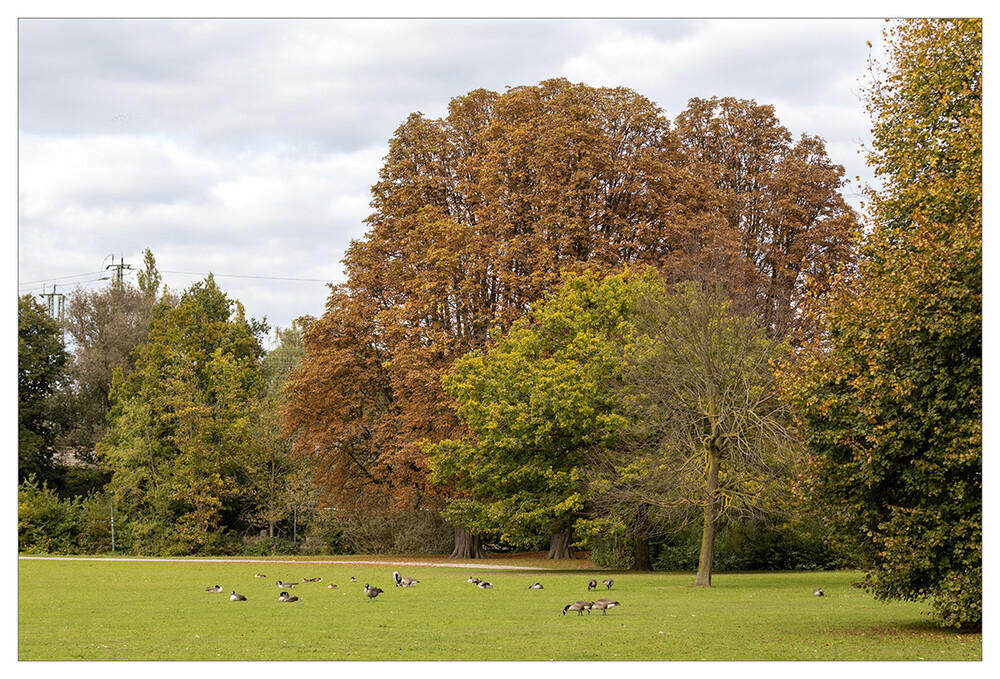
[778, 19, 981, 628]
[283, 80, 857, 555]
[424, 270, 637, 556]
[18, 294, 69, 485]
[98, 276, 272, 553]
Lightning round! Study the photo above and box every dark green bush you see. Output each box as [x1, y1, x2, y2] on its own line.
[18, 476, 84, 554]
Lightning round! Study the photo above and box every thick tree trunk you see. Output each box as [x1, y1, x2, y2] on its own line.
[546, 526, 575, 559]
[631, 534, 652, 571]
[450, 526, 487, 559]
[630, 504, 653, 570]
[695, 445, 721, 586]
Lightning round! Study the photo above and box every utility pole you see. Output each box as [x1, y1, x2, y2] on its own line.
[105, 255, 133, 285]
[38, 284, 65, 321]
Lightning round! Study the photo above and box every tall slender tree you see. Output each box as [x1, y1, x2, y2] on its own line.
[778, 19, 981, 628]
[99, 276, 269, 553]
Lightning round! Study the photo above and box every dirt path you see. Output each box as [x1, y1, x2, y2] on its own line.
[17, 555, 544, 570]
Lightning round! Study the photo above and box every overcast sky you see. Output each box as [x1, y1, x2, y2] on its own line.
[17, 16, 890, 343]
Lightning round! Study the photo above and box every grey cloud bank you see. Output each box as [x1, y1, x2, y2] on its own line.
[18, 18, 885, 337]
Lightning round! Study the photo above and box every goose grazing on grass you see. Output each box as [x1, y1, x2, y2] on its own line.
[364, 583, 384, 601]
[587, 579, 597, 590]
[563, 601, 594, 616]
[603, 578, 614, 590]
[468, 576, 482, 584]
[592, 598, 619, 615]
[477, 581, 493, 589]
[813, 588, 824, 597]
[206, 585, 223, 593]
[278, 591, 299, 603]
[527, 582, 544, 589]
[276, 580, 298, 588]
[393, 571, 419, 587]
[230, 591, 247, 601]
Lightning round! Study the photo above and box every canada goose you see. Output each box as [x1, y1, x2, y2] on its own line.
[364, 583, 384, 601]
[254, 573, 267, 578]
[278, 591, 299, 603]
[230, 591, 247, 601]
[477, 581, 493, 589]
[393, 571, 419, 587]
[603, 578, 614, 590]
[468, 576, 482, 584]
[592, 598, 619, 615]
[327, 583, 338, 589]
[206, 585, 223, 593]
[302, 577, 322, 582]
[527, 582, 544, 589]
[813, 588, 824, 597]
[563, 601, 594, 616]
[276, 580, 298, 588]
[349, 577, 357, 583]
[587, 579, 597, 590]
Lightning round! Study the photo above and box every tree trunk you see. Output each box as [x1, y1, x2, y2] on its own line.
[546, 526, 575, 559]
[450, 526, 487, 559]
[631, 534, 652, 571]
[695, 444, 721, 586]
[630, 503, 653, 570]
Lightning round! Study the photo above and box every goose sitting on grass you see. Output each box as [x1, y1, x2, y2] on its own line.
[477, 581, 493, 589]
[230, 591, 247, 601]
[254, 573, 267, 578]
[393, 571, 419, 587]
[467, 576, 482, 584]
[278, 591, 299, 603]
[276, 580, 298, 588]
[206, 585, 223, 593]
[592, 598, 619, 615]
[527, 582, 544, 589]
[563, 601, 594, 616]
[813, 588, 824, 597]
[302, 577, 322, 582]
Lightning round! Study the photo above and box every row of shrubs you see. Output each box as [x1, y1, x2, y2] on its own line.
[21, 476, 844, 570]
[18, 476, 456, 557]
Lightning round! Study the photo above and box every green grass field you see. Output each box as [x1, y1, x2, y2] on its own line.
[17, 556, 981, 661]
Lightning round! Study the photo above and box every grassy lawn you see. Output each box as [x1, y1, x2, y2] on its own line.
[17, 555, 981, 661]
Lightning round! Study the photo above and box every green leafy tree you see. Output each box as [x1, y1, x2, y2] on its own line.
[18, 295, 70, 486]
[778, 19, 981, 628]
[99, 276, 269, 554]
[425, 271, 638, 557]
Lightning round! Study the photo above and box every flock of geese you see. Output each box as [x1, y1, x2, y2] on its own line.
[205, 571, 622, 615]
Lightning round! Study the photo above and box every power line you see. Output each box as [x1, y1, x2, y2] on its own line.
[160, 270, 343, 284]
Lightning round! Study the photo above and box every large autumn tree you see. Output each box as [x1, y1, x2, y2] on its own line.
[778, 19, 981, 628]
[283, 78, 860, 557]
[674, 97, 860, 338]
[282, 79, 721, 556]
